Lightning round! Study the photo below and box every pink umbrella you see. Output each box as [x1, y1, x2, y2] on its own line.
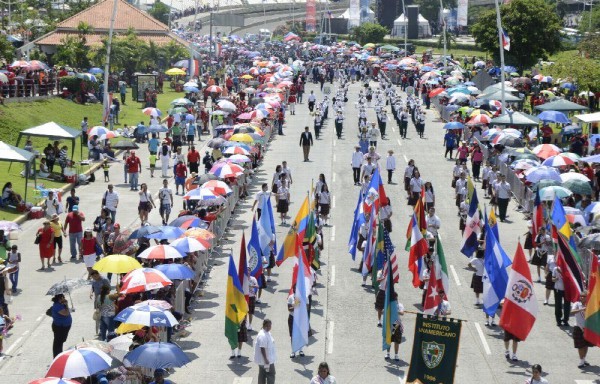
[138, 245, 183, 260]
[468, 114, 492, 125]
[237, 112, 253, 119]
[200, 180, 233, 195]
[249, 110, 266, 119]
[120, 268, 173, 293]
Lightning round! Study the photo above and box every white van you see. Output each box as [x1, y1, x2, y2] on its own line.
[259, 29, 272, 41]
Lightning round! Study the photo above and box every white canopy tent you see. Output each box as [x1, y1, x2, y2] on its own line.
[575, 112, 600, 123]
[338, 8, 375, 22]
[16, 121, 82, 160]
[0, 141, 36, 203]
[391, 13, 432, 38]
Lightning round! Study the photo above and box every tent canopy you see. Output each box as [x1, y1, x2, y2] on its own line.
[575, 112, 600, 123]
[536, 99, 590, 112]
[483, 83, 519, 94]
[491, 112, 540, 126]
[392, 13, 432, 38]
[17, 121, 82, 160]
[0, 141, 35, 163]
[478, 91, 522, 102]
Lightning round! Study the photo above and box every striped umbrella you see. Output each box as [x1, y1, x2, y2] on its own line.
[532, 144, 561, 159]
[228, 154, 252, 163]
[200, 180, 233, 196]
[183, 188, 227, 205]
[467, 114, 492, 125]
[209, 163, 245, 178]
[170, 237, 210, 253]
[138, 245, 183, 260]
[169, 215, 204, 229]
[223, 146, 250, 155]
[142, 107, 162, 117]
[542, 155, 575, 167]
[120, 268, 173, 294]
[115, 302, 179, 327]
[183, 228, 216, 241]
[87, 126, 117, 140]
[206, 85, 222, 93]
[31, 379, 79, 384]
[45, 348, 113, 379]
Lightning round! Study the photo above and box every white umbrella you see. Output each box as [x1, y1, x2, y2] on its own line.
[560, 172, 591, 182]
[218, 100, 237, 112]
[539, 186, 572, 201]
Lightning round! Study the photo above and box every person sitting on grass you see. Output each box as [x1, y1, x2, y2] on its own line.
[1, 182, 22, 206]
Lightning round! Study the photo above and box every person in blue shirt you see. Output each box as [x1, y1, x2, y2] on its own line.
[186, 121, 196, 146]
[51, 294, 72, 357]
[150, 368, 174, 384]
[148, 133, 159, 155]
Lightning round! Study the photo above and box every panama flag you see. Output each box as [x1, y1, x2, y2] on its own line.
[499, 243, 538, 341]
[408, 213, 429, 288]
[501, 28, 510, 51]
[460, 188, 481, 257]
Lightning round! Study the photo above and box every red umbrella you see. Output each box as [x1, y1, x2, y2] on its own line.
[429, 88, 446, 98]
[120, 268, 173, 293]
[201, 180, 233, 196]
[467, 114, 491, 125]
[30, 379, 79, 384]
[138, 245, 183, 260]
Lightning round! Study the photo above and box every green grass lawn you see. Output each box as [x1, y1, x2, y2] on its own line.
[0, 88, 186, 221]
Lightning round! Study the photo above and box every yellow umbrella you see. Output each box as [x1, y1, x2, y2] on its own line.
[116, 323, 144, 334]
[165, 68, 186, 76]
[93, 254, 142, 274]
[469, 109, 492, 117]
[229, 133, 255, 143]
[363, 43, 375, 48]
[241, 74, 254, 79]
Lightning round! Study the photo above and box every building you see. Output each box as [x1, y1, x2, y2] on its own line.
[31, 0, 187, 56]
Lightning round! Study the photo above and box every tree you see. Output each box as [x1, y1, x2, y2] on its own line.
[148, 1, 170, 25]
[471, 0, 561, 70]
[579, 35, 600, 60]
[543, 51, 600, 92]
[0, 35, 15, 63]
[578, 7, 600, 33]
[351, 22, 388, 45]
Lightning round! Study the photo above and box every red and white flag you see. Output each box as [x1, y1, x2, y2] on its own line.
[423, 265, 441, 315]
[499, 243, 538, 341]
[408, 213, 429, 288]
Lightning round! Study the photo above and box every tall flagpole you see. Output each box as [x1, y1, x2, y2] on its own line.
[439, 0, 447, 68]
[401, 0, 407, 57]
[102, 0, 119, 123]
[494, 0, 506, 113]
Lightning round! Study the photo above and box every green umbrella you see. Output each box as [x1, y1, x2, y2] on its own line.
[532, 179, 561, 191]
[514, 153, 540, 161]
[169, 107, 188, 114]
[563, 179, 593, 195]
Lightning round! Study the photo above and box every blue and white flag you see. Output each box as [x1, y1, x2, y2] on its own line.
[247, 217, 264, 282]
[348, 189, 365, 260]
[501, 28, 511, 51]
[460, 188, 481, 257]
[291, 244, 310, 353]
[482, 223, 512, 316]
[258, 197, 276, 256]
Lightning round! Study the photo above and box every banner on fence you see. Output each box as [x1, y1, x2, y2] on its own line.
[457, 0, 468, 26]
[306, 0, 317, 32]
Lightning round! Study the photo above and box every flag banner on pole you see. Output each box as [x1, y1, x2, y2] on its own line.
[408, 212, 429, 288]
[277, 196, 309, 265]
[532, 189, 543, 247]
[372, 219, 386, 290]
[363, 168, 387, 215]
[556, 233, 585, 303]
[383, 227, 400, 284]
[435, 235, 450, 295]
[382, 256, 399, 350]
[423, 264, 441, 315]
[258, 196, 275, 257]
[460, 187, 481, 257]
[306, 0, 317, 32]
[291, 236, 310, 353]
[499, 243, 538, 341]
[482, 222, 512, 317]
[248, 217, 264, 283]
[362, 211, 377, 276]
[406, 314, 462, 384]
[488, 207, 499, 241]
[501, 28, 510, 51]
[457, 0, 469, 26]
[584, 254, 600, 347]
[348, 189, 365, 260]
[238, 233, 250, 302]
[225, 254, 248, 349]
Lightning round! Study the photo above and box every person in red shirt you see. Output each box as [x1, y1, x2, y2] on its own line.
[175, 160, 188, 195]
[64, 205, 85, 261]
[541, 125, 553, 144]
[165, 114, 174, 129]
[126, 151, 142, 191]
[81, 229, 97, 278]
[187, 145, 200, 174]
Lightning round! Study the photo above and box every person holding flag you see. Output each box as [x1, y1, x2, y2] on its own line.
[225, 254, 249, 359]
[570, 290, 593, 368]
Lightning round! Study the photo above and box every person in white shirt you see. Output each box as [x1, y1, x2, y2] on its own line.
[552, 265, 571, 327]
[571, 291, 592, 368]
[404, 160, 415, 193]
[310, 362, 336, 384]
[386, 150, 396, 184]
[44, 190, 61, 218]
[469, 250, 484, 305]
[281, 161, 293, 185]
[287, 292, 305, 358]
[409, 170, 424, 206]
[254, 319, 277, 383]
[248, 273, 259, 331]
[102, 184, 119, 222]
[158, 179, 173, 225]
[252, 183, 271, 220]
[455, 173, 467, 209]
[494, 174, 512, 221]
[318, 185, 331, 225]
[361, 157, 376, 182]
[525, 364, 549, 384]
[385, 302, 405, 361]
[426, 207, 441, 237]
[351, 146, 364, 185]
[368, 122, 380, 148]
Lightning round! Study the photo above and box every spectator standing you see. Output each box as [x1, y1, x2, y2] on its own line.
[64, 205, 85, 261]
[126, 151, 142, 191]
[102, 184, 119, 222]
[255, 319, 276, 384]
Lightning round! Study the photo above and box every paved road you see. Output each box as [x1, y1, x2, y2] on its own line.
[1, 78, 599, 383]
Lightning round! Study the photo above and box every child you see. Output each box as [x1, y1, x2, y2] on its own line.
[102, 159, 110, 182]
[0, 305, 14, 355]
[149, 153, 157, 178]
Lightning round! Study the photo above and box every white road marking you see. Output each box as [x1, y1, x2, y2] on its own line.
[331, 265, 336, 286]
[21, 330, 29, 337]
[333, 140, 337, 147]
[330, 226, 336, 241]
[474, 322, 492, 355]
[332, 173, 336, 182]
[327, 320, 335, 354]
[403, 154, 409, 163]
[333, 154, 337, 162]
[36, 315, 42, 322]
[232, 378, 253, 384]
[4, 336, 23, 355]
[332, 196, 336, 208]
[391, 126, 396, 132]
[449, 265, 462, 286]
[397, 139, 402, 147]
[574, 380, 596, 384]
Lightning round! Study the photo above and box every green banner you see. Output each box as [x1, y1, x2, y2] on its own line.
[406, 314, 462, 384]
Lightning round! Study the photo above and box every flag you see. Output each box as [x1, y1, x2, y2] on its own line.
[238, 233, 250, 302]
[291, 238, 310, 353]
[277, 196, 310, 265]
[423, 264, 441, 315]
[372, 219, 386, 289]
[304, 209, 318, 269]
[382, 256, 399, 350]
[225, 254, 249, 349]
[362, 211, 377, 276]
[258, 196, 275, 256]
[501, 27, 510, 51]
[435, 235, 450, 295]
[460, 188, 481, 257]
[584, 254, 600, 347]
[556, 233, 585, 303]
[363, 168, 388, 215]
[382, 227, 400, 284]
[499, 243, 538, 341]
[247, 217, 263, 282]
[482, 223, 512, 317]
[408, 213, 429, 288]
[551, 196, 571, 241]
[467, 176, 476, 203]
[405, 190, 426, 251]
[348, 189, 365, 260]
[489, 207, 499, 241]
[532, 189, 544, 247]
[266, 196, 278, 252]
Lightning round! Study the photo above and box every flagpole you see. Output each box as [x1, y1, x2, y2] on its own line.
[493, 0, 507, 114]
[439, 0, 447, 68]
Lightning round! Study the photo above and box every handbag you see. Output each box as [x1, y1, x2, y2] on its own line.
[46, 307, 53, 317]
[93, 309, 100, 321]
[34, 232, 41, 245]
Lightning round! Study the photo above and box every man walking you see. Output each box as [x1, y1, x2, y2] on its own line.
[64, 205, 85, 261]
[493, 174, 511, 222]
[307, 91, 316, 113]
[158, 179, 174, 225]
[399, 108, 408, 139]
[255, 319, 276, 384]
[126, 151, 142, 191]
[299, 126, 314, 162]
[351, 146, 363, 185]
[334, 110, 344, 139]
[102, 184, 119, 222]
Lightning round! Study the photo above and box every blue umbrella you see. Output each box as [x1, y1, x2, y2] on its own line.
[147, 125, 169, 133]
[129, 225, 162, 239]
[89, 67, 104, 74]
[124, 342, 190, 369]
[169, 215, 203, 229]
[561, 82, 577, 91]
[184, 86, 199, 93]
[562, 124, 582, 135]
[524, 166, 562, 183]
[115, 303, 179, 327]
[155, 263, 196, 280]
[145, 226, 185, 240]
[537, 110, 570, 124]
[443, 122, 465, 130]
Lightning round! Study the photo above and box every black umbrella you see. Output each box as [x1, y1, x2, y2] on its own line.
[195, 174, 219, 185]
[207, 138, 226, 148]
[498, 136, 524, 147]
[249, 97, 265, 106]
[112, 140, 139, 150]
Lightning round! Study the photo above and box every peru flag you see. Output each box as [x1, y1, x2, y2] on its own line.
[408, 213, 429, 288]
[499, 243, 538, 341]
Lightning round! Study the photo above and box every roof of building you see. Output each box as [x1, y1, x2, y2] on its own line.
[35, 31, 184, 46]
